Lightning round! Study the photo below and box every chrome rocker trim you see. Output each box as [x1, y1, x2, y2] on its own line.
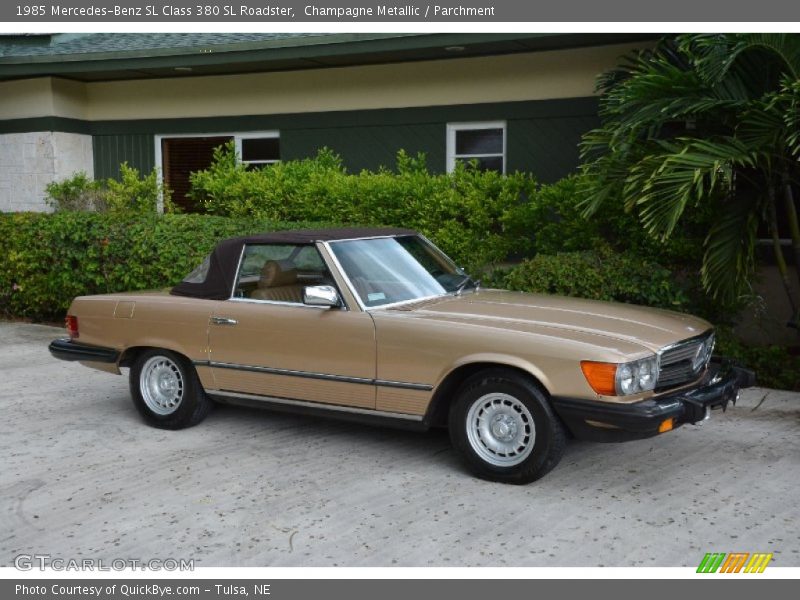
[194, 360, 434, 391]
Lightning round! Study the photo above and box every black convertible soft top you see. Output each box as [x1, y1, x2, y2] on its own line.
[170, 227, 416, 300]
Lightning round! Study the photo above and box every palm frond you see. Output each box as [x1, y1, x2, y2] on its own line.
[701, 193, 760, 303]
[627, 138, 756, 239]
[684, 33, 800, 84]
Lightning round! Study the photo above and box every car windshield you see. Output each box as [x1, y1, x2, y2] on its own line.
[328, 235, 476, 308]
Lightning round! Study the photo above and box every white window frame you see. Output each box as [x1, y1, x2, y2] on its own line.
[446, 121, 507, 174]
[153, 130, 280, 212]
[235, 131, 281, 169]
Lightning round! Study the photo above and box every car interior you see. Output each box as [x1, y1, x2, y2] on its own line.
[234, 244, 336, 304]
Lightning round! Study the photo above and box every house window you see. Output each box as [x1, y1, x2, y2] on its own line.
[446, 121, 506, 173]
[156, 131, 280, 212]
[236, 133, 281, 170]
[160, 136, 233, 211]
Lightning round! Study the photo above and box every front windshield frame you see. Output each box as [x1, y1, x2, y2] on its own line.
[324, 234, 474, 311]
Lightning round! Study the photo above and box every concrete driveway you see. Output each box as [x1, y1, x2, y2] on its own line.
[1, 321, 798, 568]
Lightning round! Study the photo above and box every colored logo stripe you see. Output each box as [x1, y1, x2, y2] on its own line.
[720, 553, 749, 573]
[697, 553, 726, 573]
[744, 553, 773, 573]
[697, 552, 772, 573]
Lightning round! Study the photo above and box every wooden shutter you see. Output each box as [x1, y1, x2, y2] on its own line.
[161, 136, 232, 212]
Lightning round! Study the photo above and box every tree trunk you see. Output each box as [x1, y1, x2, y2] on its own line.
[768, 186, 798, 318]
[782, 173, 800, 329]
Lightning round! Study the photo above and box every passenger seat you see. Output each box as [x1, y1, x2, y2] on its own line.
[250, 260, 306, 303]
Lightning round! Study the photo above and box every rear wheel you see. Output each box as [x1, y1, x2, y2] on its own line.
[448, 369, 566, 484]
[130, 349, 212, 429]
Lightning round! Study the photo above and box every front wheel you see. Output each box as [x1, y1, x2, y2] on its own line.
[129, 349, 212, 430]
[448, 369, 566, 484]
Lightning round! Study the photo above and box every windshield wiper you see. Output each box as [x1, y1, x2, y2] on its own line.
[454, 274, 480, 296]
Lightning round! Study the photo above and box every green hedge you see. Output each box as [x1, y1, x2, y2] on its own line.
[714, 329, 800, 392]
[45, 164, 174, 214]
[0, 212, 331, 321]
[484, 246, 691, 311]
[189, 145, 540, 270]
[188, 145, 714, 273]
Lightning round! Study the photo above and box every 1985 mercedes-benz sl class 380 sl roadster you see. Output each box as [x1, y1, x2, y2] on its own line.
[49, 227, 755, 483]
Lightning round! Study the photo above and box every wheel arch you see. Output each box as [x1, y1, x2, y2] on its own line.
[118, 344, 193, 368]
[424, 357, 552, 428]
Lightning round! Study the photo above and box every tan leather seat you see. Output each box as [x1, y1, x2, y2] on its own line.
[250, 259, 306, 303]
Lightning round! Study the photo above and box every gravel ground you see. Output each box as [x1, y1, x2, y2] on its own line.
[1, 321, 798, 567]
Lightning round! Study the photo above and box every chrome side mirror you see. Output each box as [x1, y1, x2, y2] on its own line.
[303, 285, 341, 308]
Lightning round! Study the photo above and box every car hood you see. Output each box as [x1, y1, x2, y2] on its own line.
[387, 289, 711, 354]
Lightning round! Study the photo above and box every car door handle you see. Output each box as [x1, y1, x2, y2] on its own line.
[210, 316, 238, 326]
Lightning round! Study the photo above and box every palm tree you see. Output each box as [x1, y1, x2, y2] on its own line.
[580, 34, 800, 327]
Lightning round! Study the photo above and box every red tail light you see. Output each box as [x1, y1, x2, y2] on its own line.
[65, 315, 79, 339]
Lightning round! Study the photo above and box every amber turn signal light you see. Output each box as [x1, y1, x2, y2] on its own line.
[580, 361, 617, 396]
[658, 418, 674, 433]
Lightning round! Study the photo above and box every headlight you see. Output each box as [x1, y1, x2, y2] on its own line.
[617, 363, 636, 395]
[632, 355, 658, 392]
[581, 355, 659, 396]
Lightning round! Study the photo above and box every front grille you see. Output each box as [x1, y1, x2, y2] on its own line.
[657, 332, 714, 390]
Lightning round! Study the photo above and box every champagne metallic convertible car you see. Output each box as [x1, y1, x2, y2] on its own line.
[49, 228, 755, 483]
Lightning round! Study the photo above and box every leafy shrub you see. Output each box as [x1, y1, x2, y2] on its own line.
[526, 175, 602, 255]
[484, 245, 691, 311]
[715, 329, 800, 391]
[45, 172, 105, 212]
[189, 144, 539, 270]
[45, 164, 174, 215]
[0, 212, 331, 321]
[529, 175, 744, 319]
[188, 145, 715, 275]
[530, 173, 711, 268]
[104, 163, 174, 214]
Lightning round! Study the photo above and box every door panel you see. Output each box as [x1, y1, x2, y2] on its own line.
[208, 301, 376, 408]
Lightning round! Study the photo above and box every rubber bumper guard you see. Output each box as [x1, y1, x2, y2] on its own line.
[48, 338, 120, 363]
[551, 359, 756, 442]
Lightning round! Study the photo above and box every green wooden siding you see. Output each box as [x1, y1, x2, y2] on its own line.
[92, 134, 154, 180]
[284, 116, 598, 181]
[283, 123, 445, 172]
[506, 114, 600, 181]
[86, 98, 599, 183]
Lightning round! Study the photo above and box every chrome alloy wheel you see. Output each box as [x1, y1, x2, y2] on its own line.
[139, 355, 184, 415]
[465, 392, 536, 467]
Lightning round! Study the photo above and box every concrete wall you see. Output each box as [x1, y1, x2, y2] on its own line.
[0, 131, 93, 212]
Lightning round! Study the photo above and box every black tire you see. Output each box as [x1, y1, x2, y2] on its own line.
[129, 349, 212, 430]
[448, 368, 566, 484]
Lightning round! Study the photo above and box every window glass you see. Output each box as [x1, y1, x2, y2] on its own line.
[239, 245, 295, 278]
[448, 122, 505, 174]
[241, 137, 280, 162]
[233, 244, 333, 302]
[455, 128, 503, 155]
[330, 236, 474, 308]
[182, 255, 211, 283]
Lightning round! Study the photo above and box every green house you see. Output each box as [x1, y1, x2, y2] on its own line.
[0, 33, 655, 212]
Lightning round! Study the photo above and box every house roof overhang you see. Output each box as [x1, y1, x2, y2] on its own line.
[0, 32, 658, 83]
